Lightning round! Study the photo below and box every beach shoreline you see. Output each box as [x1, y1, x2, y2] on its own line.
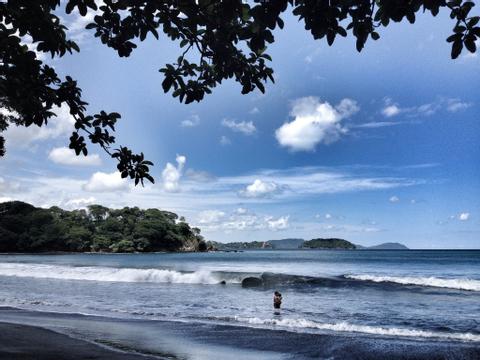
[1, 306, 479, 360]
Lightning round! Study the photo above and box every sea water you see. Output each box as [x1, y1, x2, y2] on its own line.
[0, 250, 479, 345]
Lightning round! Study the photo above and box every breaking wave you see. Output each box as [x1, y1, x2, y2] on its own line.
[0, 263, 228, 284]
[0, 263, 478, 292]
[229, 317, 480, 342]
[345, 274, 480, 292]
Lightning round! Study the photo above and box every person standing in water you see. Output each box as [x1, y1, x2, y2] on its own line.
[273, 291, 282, 309]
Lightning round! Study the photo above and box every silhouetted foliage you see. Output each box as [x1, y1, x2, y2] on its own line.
[1, 1, 478, 183]
[0, 201, 204, 253]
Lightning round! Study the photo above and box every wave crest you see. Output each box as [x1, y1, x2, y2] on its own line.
[345, 274, 480, 292]
[231, 317, 480, 342]
[0, 263, 224, 284]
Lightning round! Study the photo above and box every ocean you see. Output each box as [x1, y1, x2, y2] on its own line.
[0, 250, 479, 359]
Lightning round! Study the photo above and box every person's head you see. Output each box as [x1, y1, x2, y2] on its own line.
[274, 291, 281, 296]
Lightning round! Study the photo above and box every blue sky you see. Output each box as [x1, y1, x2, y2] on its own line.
[1, 7, 479, 248]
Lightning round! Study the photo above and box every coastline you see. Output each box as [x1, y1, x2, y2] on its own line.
[1, 307, 479, 360]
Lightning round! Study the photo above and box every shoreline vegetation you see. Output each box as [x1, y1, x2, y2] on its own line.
[0, 201, 408, 253]
[0, 201, 207, 253]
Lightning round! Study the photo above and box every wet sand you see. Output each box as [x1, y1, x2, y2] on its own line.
[0, 322, 160, 360]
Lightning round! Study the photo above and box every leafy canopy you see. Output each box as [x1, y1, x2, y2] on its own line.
[1, 0, 478, 184]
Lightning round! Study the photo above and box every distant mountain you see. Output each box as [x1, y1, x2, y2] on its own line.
[209, 239, 408, 251]
[303, 238, 355, 250]
[366, 242, 409, 250]
[266, 238, 304, 249]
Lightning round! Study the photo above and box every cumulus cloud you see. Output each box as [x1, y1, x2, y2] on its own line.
[382, 105, 401, 117]
[239, 179, 282, 198]
[4, 104, 75, 147]
[162, 155, 186, 192]
[181, 114, 200, 127]
[275, 97, 359, 151]
[222, 119, 256, 135]
[380, 97, 403, 117]
[458, 212, 470, 221]
[83, 172, 128, 192]
[62, 197, 96, 210]
[48, 147, 101, 166]
[389, 196, 400, 203]
[266, 215, 289, 231]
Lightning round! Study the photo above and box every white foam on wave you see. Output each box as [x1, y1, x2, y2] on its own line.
[345, 274, 480, 292]
[231, 317, 480, 342]
[0, 263, 225, 284]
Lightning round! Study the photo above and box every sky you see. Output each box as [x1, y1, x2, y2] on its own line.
[1, 6, 479, 248]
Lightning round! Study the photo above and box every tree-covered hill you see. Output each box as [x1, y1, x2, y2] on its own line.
[0, 201, 206, 253]
[303, 238, 356, 249]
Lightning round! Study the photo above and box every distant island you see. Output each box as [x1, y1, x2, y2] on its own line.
[356, 242, 409, 250]
[210, 238, 409, 251]
[0, 201, 206, 253]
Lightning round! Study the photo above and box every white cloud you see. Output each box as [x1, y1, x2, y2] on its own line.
[239, 179, 281, 198]
[389, 196, 400, 203]
[459, 212, 470, 221]
[382, 105, 401, 117]
[266, 215, 289, 231]
[2, 165, 420, 231]
[4, 105, 75, 147]
[275, 97, 358, 151]
[63, 197, 96, 209]
[197, 210, 226, 224]
[249, 107, 260, 115]
[83, 172, 128, 192]
[196, 209, 289, 232]
[0, 196, 13, 203]
[222, 119, 256, 135]
[162, 155, 186, 192]
[65, 6, 97, 43]
[181, 114, 200, 127]
[380, 97, 473, 119]
[335, 98, 360, 118]
[325, 213, 332, 219]
[220, 135, 231, 145]
[446, 99, 472, 113]
[355, 121, 400, 129]
[48, 147, 101, 166]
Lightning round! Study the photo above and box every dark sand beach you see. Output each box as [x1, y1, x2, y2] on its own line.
[0, 322, 160, 360]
